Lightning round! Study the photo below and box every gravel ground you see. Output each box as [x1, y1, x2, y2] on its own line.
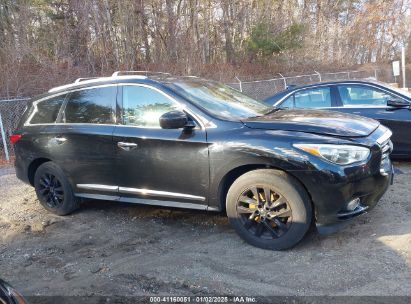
[0, 163, 410, 298]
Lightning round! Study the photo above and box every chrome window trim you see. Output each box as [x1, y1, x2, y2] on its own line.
[273, 82, 409, 109]
[24, 92, 69, 126]
[24, 123, 120, 127]
[27, 83, 206, 130]
[25, 84, 118, 126]
[276, 105, 389, 110]
[331, 105, 389, 109]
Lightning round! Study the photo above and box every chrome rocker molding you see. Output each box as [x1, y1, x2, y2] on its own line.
[77, 184, 118, 192]
[118, 187, 205, 201]
[77, 184, 205, 201]
[74, 193, 217, 211]
[120, 197, 213, 211]
[76, 183, 207, 204]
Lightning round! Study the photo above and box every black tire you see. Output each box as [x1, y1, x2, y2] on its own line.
[226, 169, 312, 250]
[34, 162, 79, 215]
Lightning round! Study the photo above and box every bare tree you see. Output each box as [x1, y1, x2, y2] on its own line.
[0, 0, 410, 96]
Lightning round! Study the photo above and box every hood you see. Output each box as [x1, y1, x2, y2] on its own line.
[242, 109, 379, 137]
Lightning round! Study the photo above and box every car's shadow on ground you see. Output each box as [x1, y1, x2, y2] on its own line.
[1, 163, 410, 296]
[78, 198, 230, 227]
[78, 198, 322, 250]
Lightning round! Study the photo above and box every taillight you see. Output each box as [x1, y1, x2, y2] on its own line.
[9, 134, 22, 144]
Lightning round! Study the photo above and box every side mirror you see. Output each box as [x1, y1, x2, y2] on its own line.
[387, 99, 410, 108]
[159, 110, 192, 129]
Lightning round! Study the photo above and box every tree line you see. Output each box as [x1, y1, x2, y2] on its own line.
[0, 0, 410, 96]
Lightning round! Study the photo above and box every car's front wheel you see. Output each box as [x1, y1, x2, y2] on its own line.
[34, 162, 79, 215]
[226, 169, 312, 250]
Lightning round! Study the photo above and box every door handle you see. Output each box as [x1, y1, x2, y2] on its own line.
[117, 142, 138, 151]
[52, 137, 67, 145]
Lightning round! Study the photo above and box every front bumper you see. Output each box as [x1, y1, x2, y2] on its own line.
[315, 171, 392, 234]
[293, 132, 393, 234]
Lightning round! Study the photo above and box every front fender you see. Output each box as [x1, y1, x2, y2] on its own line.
[206, 127, 328, 209]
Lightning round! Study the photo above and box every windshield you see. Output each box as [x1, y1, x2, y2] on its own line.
[386, 84, 411, 99]
[166, 79, 270, 120]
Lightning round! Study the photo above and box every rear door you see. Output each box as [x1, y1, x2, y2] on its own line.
[333, 84, 411, 156]
[113, 84, 209, 208]
[19, 94, 69, 174]
[54, 85, 118, 194]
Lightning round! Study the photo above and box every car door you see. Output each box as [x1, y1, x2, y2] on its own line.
[277, 86, 336, 109]
[333, 84, 411, 156]
[113, 84, 209, 208]
[53, 85, 118, 194]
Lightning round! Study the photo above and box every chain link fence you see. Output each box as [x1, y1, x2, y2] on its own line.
[0, 97, 31, 162]
[0, 68, 409, 162]
[226, 68, 407, 100]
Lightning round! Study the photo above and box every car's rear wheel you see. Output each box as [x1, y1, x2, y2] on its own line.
[226, 169, 312, 250]
[34, 162, 79, 215]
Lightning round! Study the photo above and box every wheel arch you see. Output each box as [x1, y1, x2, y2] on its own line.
[27, 157, 52, 186]
[215, 164, 314, 215]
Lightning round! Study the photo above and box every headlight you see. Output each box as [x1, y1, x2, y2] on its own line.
[293, 144, 370, 165]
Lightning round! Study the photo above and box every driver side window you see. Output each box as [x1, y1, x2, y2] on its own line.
[281, 87, 331, 109]
[337, 85, 394, 107]
[122, 85, 179, 128]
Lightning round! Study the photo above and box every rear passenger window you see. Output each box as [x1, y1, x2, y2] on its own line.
[29, 95, 66, 124]
[64, 87, 116, 124]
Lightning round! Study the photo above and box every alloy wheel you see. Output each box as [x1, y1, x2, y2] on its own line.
[236, 186, 292, 239]
[38, 173, 64, 208]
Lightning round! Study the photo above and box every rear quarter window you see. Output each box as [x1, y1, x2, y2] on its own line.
[28, 94, 67, 124]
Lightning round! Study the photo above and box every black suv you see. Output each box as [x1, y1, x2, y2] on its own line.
[11, 72, 393, 250]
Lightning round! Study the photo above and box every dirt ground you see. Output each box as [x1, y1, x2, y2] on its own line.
[0, 162, 410, 298]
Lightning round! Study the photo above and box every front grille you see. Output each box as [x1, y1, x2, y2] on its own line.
[380, 139, 393, 159]
[376, 129, 393, 177]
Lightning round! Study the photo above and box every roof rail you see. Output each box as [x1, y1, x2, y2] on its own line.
[49, 77, 112, 93]
[74, 77, 100, 83]
[48, 72, 164, 93]
[112, 70, 171, 77]
[181, 75, 199, 78]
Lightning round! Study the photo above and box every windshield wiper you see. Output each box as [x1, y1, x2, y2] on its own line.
[264, 106, 286, 115]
